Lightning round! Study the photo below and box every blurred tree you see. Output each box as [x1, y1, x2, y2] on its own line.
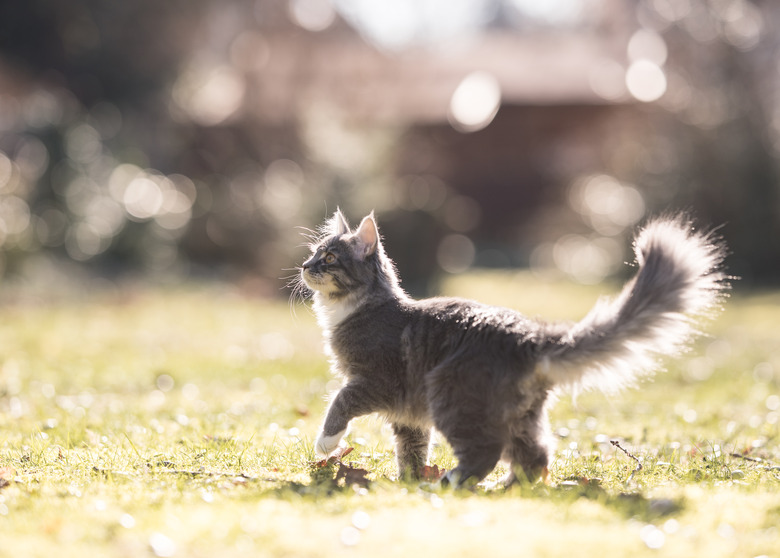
[0, 0, 778, 295]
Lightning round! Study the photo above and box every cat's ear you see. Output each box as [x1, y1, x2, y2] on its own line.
[328, 208, 350, 236]
[354, 212, 379, 259]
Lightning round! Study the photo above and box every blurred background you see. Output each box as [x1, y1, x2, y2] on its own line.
[1, 0, 778, 298]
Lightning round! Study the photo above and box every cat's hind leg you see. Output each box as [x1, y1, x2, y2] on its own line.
[392, 423, 431, 480]
[440, 436, 504, 489]
[432, 405, 504, 487]
[502, 434, 551, 485]
[427, 362, 506, 488]
[502, 406, 554, 485]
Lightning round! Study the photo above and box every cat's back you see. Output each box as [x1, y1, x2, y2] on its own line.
[403, 296, 541, 361]
[331, 295, 542, 377]
[412, 296, 534, 335]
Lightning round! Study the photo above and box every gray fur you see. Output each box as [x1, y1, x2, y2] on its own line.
[297, 209, 729, 487]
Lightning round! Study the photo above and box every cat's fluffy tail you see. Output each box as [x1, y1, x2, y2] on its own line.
[539, 214, 729, 393]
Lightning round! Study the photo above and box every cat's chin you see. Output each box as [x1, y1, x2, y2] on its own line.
[301, 272, 330, 293]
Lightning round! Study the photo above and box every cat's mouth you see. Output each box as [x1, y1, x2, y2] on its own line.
[302, 270, 351, 302]
[301, 269, 332, 293]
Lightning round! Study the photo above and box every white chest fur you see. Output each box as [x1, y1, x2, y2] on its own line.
[312, 293, 358, 334]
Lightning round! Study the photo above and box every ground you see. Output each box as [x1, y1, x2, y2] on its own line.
[0, 273, 778, 557]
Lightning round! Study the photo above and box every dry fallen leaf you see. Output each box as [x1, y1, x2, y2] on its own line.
[0, 467, 16, 481]
[335, 462, 370, 488]
[419, 464, 446, 482]
[309, 447, 372, 489]
[310, 446, 354, 469]
[294, 405, 310, 417]
[0, 466, 16, 491]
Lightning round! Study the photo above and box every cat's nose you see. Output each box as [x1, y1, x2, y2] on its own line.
[302, 255, 317, 270]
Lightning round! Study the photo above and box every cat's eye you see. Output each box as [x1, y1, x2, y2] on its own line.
[324, 253, 336, 264]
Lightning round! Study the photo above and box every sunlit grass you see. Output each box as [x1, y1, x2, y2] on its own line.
[1, 276, 779, 557]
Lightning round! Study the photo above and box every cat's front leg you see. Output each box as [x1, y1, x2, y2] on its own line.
[314, 429, 347, 457]
[314, 381, 377, 457]
[392, 423, 431, 480]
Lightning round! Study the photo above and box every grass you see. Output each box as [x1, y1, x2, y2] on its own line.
[1, 273, 779, 558]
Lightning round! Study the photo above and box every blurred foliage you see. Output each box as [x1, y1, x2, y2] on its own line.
[0, 0, 779, 295]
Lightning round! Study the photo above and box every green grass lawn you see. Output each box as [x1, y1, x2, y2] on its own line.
[1, 274, 779, 558]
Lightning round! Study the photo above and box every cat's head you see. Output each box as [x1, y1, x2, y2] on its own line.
[300, 209, 401, 302]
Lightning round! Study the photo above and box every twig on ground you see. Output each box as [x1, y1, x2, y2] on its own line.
[730, 453, 761, 463]
[611, 440, 643, 484]
[730, 451, 780, 470]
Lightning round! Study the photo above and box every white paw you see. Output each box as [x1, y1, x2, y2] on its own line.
[314, 429, 346, 457]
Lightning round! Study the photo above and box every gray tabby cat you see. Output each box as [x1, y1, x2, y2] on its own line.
[298, 209, 728, 487]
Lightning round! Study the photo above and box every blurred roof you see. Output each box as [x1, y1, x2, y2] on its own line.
[245, 31, 630, 126]
[228, 0, 637, 126]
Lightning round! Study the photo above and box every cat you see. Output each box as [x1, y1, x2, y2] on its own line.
[297, 209, 728, 487]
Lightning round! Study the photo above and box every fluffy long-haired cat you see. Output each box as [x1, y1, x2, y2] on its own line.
[297, 209, 728, 487]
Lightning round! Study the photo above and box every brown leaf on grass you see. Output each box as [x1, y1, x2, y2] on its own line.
[331, 445, 353, 460]
[295, 405, 310, 417]
[308, 447, 371, 489]
[0, 466, 16, 491]
[335, 462, 370, 488]
[419, 464, 446, 482]
[310, 446, 354, 469]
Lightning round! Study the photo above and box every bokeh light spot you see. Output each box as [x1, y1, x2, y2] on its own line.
[589, 60, 627, 101]
[65, 221, 112, 261]
[65, 124, 103, 164]
[569, 174, 646, 235]
[288, 0, 336, 32]
[15, 136, 50, 181]
[261, 159, 304, 221]
[340, 526, 361, 547]
[22, 89, 64, 128]
[443, 195, 482, 232]
[651, 0, 691, 23]
[553, 234, 618, 285]
[172, 64, 245, 126]
[509, 0, 584, 26]
[448, 72, 501, 133]
[123, 177, 164, 220]
[437, 234, 475, 274]
[149, 533, 176, 558]
[156, 190, 194, 230]
[626, 60, 667, 103]
[0, 196, 31, 239]
[0, 152, 13, 191]
[640, 524, 666, 550]
[722, 2, 763, 51]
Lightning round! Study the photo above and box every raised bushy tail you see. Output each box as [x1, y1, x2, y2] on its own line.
[539, 214, 729, 393]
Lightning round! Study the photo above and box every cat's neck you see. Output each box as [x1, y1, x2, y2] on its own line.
[312, 292, 362, 333]
[312, 284, 405, 333]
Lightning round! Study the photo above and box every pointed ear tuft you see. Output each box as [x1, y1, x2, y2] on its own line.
[354, 212, 379, 259]
[329, 208, 350, 236]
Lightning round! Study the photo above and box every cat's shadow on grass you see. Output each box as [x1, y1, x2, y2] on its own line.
[270, 464, 683, 524]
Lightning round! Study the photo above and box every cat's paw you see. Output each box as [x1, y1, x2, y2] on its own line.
[314, 429, 346, 457]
